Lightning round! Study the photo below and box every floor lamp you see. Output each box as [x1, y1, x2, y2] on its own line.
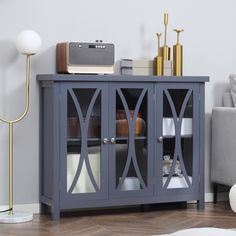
[0, 30, 41, 223]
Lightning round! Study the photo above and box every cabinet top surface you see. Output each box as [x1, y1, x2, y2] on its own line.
[37, 74, 209, 83]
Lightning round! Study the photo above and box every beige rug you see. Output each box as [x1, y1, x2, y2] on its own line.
[157, 228, 236, 236]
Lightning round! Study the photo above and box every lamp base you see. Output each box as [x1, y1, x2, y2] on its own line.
[0, 212, 33, 223]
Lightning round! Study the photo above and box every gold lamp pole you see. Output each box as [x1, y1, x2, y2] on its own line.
[0, 30, 41, 224]
[0, 55, 30, 216]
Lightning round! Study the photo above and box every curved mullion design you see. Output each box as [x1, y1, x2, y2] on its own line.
[163, 146, 179, 188]
[116, 88, 147, 191]
[164, 89, 178, 120]
[68, 89, 84, 133]
[179, 90, 192, 123]
[178, 150, 192, 187]
[116, 89, 133, 191]
[83, 89, 100, 192]
[177, 90, 193, 187]
[116, 148, 132, 191]
[163, 89, 192, 189]
[129, 89, 147, 189]
[163, 89, 179, 189]
[67, 88, 100, 193]
[117, 89, 132, 123]
[67, 89, 85, 193]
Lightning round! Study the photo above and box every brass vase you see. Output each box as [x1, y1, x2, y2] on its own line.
[161, 13, 171, 61]
[173, 29, 184, 76]
[154, 33, 163, 76]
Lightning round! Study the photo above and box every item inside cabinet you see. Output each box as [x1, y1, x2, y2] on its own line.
[116, 109, 142, 120]
[119, 177, 140, 191]
[116, 110, 146, 137]
[67, 116, 101, 138]
[162, 155, 182, 177]
[163, 176, 192, 189]
[163, 118, 192, 136]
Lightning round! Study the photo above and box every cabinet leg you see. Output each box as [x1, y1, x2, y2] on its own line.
[141, 204, 150, 212]
[197, 199, 205, 210]
[40, 202, 48, 215]
[52, 206, 60, 221]
[213, 183, 218, 204]
[180, 201, 187, 209]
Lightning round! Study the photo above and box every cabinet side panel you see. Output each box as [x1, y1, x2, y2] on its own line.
[42, 87, 53, 199]
[198, 83, 205, 209]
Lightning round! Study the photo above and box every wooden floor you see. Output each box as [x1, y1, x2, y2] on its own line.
[0, 202, 236, 236]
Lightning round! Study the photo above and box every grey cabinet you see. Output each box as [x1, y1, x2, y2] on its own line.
[38, 75, 208, 220]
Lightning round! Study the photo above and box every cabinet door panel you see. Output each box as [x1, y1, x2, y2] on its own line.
[109, 83, 154, 198]
[60, 83, 108, 204]
[156, 84, 199, 198]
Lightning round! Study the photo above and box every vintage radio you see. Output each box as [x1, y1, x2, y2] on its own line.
[56, 41, 115, 74]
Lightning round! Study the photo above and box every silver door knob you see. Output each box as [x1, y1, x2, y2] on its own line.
[103, 138, 109, 144]
[158, 136, 163, 143]
[110, 137, 116, 144]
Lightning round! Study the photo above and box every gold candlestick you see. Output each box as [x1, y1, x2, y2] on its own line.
[173, 29, 184, 76]
[157, 33, 161, 55]
[155, 33, 163, 76]
[161, 13, 171, 60]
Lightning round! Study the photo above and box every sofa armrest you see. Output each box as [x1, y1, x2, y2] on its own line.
[211, 107, 236, 186]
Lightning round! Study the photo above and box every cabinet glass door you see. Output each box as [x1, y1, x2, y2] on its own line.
[61, 83, 108, 202]
[109, 84, 153, 198]
[156, 84, 199, 197]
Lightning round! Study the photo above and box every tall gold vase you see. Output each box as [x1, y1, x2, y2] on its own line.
[161, 13, 171, 61]
[173, 29, 184, 76]
[155, 33, 163, 76]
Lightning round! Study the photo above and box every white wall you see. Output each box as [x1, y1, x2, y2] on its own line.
[0, 0, 234, 204]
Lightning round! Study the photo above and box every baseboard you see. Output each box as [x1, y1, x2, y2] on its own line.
[205, 192, 229, 202]
[188, 192, 229, 204]
[0, 203, 40, 214]
[0, 193, 229, 214]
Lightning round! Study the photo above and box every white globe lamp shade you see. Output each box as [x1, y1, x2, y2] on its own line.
[15, 30, 42, 55]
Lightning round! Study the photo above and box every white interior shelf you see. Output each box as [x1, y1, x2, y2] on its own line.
[163, 118, 192, 136]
